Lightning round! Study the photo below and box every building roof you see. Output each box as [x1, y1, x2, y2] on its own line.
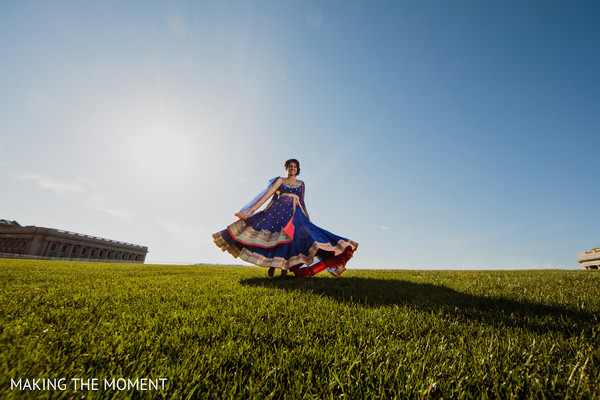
[0, 219, 21, 227]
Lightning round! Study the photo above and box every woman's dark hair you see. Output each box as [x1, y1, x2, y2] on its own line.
[284, 158, 300, 176]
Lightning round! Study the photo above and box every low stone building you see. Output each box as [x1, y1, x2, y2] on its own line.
[0, 219, 148, 263]
[577, 247, 600, 270]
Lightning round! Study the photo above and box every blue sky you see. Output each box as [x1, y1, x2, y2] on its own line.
[1, 1, 598, 269]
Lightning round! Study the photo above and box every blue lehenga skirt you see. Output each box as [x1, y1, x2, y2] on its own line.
[213, 194, 357, 277]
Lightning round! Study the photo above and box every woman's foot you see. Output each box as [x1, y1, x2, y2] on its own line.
[267, 267, 275, 277]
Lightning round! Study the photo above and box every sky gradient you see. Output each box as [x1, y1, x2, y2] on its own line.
[1, 1, 598, 269]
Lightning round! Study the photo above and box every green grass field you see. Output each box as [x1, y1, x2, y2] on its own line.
[1, 259, 599, 399]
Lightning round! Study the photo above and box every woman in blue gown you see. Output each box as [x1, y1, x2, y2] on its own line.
[213, 159, 358, 277]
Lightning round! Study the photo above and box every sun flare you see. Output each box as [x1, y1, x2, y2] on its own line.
[130, 128, 195, 181]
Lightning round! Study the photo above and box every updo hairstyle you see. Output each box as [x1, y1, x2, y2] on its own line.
[284, 159, 300, 176]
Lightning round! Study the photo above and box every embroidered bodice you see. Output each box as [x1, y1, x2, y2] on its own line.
[275, 178, 308, 220]
[280, 179, 304, 195]
[235, 176, 308, 220]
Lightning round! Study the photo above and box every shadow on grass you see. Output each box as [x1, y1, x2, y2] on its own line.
[240, 277, 598, 337]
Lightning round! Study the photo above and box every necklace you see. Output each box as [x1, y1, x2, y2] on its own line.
[282, 179, 302, 188]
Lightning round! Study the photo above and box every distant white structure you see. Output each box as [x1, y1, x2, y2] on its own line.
[578, 247, 600, 270]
